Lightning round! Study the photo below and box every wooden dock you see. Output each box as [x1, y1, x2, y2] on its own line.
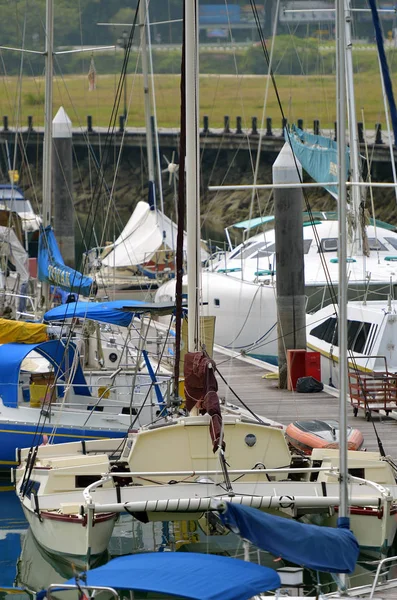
[214, 348, 397, 458]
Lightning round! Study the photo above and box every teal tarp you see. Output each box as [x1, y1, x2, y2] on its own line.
[286, 126, 350, 199]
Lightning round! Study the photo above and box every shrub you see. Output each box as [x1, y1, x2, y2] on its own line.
[24, 92, 45, 106]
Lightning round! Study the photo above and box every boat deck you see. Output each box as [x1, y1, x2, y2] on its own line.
[214, 349, 397, 458]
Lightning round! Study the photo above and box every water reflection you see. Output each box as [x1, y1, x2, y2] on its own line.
[0, 489, 394, 597]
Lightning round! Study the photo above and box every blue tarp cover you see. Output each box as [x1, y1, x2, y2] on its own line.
[38, 226, 94, 297]
[286, 126, 350, 199]
[62, 553, 280, 600]
[44, 300, 176, 327]
[219, 503, 359, 574]
[0, 340, 91, 408]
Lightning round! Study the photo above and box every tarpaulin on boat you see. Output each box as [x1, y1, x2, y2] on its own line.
[44, 300, 176, 327]
[100, 201, 208, 268]
[219, 502, 359, 574]
[0, 339, 91, 408]
[38, 226, 94, 297]
[286, 125, 350, 200]
[0, 319, 47, 344]
[57, 553, 280, 600]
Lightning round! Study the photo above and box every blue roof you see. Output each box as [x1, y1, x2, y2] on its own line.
[61, 553, 280, 600]
[44, 300, 176, 327]
[219, 503, 359, 574]
[0, 340, 91, 408]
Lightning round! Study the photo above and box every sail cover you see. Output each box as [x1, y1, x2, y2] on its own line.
[101, 201, 208, 268]
[56, 553, 281, 600]
[286, 125, 350, 199]
[219, 502, 359, 574]
[38, 226, 94, 297]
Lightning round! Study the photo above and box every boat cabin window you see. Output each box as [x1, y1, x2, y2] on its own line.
[385, 237, 397, 251]
[251, 243, 275, 258]
[229, 241, 263, 260]
[319, 238, 338, 252]
[310, 317, 373, 354]
[368, 238, 387, 251]
[75, 475, 102, 488]
[348, 468, 365, 479]
[310, 317, 338, 344]
[250, 239, 312, 259]
[0, 197, 34, 215]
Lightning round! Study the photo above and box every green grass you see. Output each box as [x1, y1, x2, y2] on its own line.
[0, 71, 390, 131]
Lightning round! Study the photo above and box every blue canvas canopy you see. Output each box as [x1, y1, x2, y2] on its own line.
[38, 226, 94, 297]
[44, 300, 177, 327]
[286, 126, 350, 199]
[0, 340, 91, 408]
[219, 503, 359, 574]
[56, 553, 280, 600]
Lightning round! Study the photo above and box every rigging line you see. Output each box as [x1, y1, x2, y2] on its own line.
[71, 5, 141, 283]
[222, 283, 263, 347]
[215, 366, 265, 425]
[146, 0, 166, 220]
[248, 0, 280, 236]
[221, 0, 259, 203]
[250, 0, 338, 308]
[201, 138, 250, 227]
[97, 50, 142, 250]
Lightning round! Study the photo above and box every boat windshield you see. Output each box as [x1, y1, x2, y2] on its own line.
[0, 188, 34, 215]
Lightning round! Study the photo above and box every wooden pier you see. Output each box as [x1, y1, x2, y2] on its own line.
[214, 348, 397, 458]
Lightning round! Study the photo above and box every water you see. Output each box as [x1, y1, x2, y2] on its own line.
[0, 487, 391, 598]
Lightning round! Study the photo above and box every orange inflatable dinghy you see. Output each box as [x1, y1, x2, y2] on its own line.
[285, 420, 364, 455]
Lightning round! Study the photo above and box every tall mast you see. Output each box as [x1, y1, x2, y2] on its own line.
[138, 0, 156, 204]
[336, 0, 349, 547]
[185, 0, 200, 352]
[42, 0, 54, 307]
[43, 0, 53, 229]
[344, 0, 362, 255]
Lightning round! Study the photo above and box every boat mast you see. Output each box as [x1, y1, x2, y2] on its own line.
[336, 0, 349, 563]
[344, 0, 363, 256]
[42, 0, 54, 307]
[185, 0, 200, 352]
[138, 0, 156, 208]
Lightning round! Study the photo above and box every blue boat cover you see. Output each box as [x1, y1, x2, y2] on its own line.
[44, 300, 176, 327]
[61, 553, 280, 600]
[0, 340, 91, 408]
[38, 226, 94, 297]
[286, 126, 350, 199]
[219, 503, 359, 574]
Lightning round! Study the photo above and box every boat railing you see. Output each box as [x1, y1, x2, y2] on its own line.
[20, 377, 172, 413]
[47, 583, 119, 600]
[325, 555, 397, 598]
[82, 465, 388, 505]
